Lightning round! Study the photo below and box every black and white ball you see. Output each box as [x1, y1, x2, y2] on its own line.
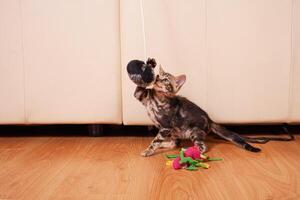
[127, 58, 157, 87]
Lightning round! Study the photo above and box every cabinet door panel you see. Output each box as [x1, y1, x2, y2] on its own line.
[121, 0, 207, 125]
[206, 0, 291, 123]
[22, 0, 122, 123]
[289, 0, 300, 123]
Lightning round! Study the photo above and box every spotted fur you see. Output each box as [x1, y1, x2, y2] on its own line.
[135, 66, 261, 156]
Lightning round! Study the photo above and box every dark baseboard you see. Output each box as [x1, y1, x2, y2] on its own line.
[0, 124, 298, 137]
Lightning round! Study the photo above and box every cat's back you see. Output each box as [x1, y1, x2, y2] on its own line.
[174, 95, 211, 122]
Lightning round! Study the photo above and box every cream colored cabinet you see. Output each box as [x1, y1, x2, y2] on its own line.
[0, 0, 25, 124]
[0, 0, 299, 124]
[121, 0, 295, 124]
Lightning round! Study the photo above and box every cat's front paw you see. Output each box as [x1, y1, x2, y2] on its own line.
[141, 149, 154, 157]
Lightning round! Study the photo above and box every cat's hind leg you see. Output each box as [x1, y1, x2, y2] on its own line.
[189, 129, 208, 153]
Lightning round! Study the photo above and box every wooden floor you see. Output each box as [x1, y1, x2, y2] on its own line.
[0, 134, 299, 200]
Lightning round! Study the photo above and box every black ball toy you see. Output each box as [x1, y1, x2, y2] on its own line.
[127, 58, 157, 87]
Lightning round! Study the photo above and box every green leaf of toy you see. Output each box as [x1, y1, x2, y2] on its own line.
[165, 154, 178, 159]
[196, 162, 210, 169]
[179, 151, 198, 165]
[186, 165, 198, 171]
[179, 150, 185, 161]
[207, 157, 223, 161]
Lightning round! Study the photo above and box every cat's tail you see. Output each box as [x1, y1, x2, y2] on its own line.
[239, 126, 294, 144]
[211, 123, 261, 153]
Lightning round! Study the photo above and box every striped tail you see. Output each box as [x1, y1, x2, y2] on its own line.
[211, 123, 261, 153]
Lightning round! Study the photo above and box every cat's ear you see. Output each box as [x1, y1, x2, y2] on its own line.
[159, 65, 165, 76]
[175, 75, 186, 90]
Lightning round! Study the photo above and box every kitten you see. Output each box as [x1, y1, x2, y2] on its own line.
[134, 66, 261, 156]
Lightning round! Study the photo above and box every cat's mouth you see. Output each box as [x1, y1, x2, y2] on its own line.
[145, 75, 160, 89]
[152, 81, 164, 91]
[152, 83, 161, 90]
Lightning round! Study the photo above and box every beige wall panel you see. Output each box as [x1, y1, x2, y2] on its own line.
[206, 0, 291, 123]
[22, 0, 122, 124]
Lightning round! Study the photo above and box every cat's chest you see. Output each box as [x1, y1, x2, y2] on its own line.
[145, 98, 170, 127]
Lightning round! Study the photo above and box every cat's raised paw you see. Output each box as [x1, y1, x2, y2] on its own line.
[141, 149, 154, 157]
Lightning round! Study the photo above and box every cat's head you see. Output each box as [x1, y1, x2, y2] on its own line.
[153, 65, 186, 95]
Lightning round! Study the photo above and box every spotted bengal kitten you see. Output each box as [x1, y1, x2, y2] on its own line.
[134, 66, 262, 157]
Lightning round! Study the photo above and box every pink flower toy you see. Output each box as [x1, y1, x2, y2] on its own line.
[165, 146, 223, 171]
